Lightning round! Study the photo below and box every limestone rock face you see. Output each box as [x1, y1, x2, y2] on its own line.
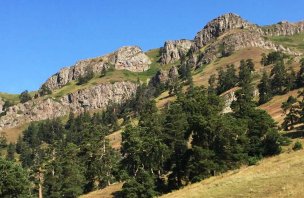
[196, 30, 300, 65]
[108, 46, 151, 72]
[0, 82, 137, 131]
[194, 13, 255, 48]
[42, 46, 150, 91]
[0, 97, 4, 113]
[263, 21, 304, 36]
[161, 40, 193, 64]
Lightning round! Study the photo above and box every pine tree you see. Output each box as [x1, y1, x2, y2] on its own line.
[296, 58, 304, 87]
[163, 103, 189, 190]
[281, 96, 299, 130]
[6, 143, 15, 161]
[258, 71, 273, 105]
[270, 61, 287, 95]
[0, 158, 31, 197]
[285, 67, 297, 92]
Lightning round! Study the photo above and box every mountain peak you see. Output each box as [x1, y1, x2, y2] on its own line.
[194, 13, 253, 48]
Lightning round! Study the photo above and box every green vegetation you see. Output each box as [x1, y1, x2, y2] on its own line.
[293, 141, 303, 151]
[19, 90, 32, 103]
[268, 33, 304, 52]
[0, 158, 31, 197]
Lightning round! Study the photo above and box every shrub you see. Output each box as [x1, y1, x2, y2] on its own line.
[293, 141, 303, 151]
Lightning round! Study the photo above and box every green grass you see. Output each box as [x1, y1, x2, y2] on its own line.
[268, 33, 304, 53]
[0, 92, 20, 104]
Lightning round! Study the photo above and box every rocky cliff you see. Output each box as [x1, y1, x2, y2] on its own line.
[0, 82, 137, 131]
[42, 46, 150, 91]
[160, 40, 193, 64]
[263, 21, 304, 36]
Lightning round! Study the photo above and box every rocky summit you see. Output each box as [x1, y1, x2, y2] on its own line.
[42, 46, 150, 91]
[2, 13, 304, 134]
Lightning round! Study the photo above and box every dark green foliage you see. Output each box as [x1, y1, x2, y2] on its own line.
[261, 51, 288, 66]
[6, 143, 15, 161]
[122, 170, 157, 198]
[0, 132, 7, 149]
[77, 67, 94, 85]
[281, 96, 299, 130]
[270, 61, 288, 95]
[258, 71, 273, 105]
[2, 100, 14, 111]
[100, 66, 107, 77]
[207, 74, 217, 94]
[0, 158, 31, 198]
[216, 65, 238, 94]
[263, 129, 282, 156]
[293, 141, 303, 151]
[296, 58, 304, 87]
[20, 90, 32, 103]
[39, 84, 52, 96]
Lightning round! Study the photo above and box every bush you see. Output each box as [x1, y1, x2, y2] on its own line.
[293, 141, 303, 151]
[20, 90, 32, 103]
[248, 156, 260, 166]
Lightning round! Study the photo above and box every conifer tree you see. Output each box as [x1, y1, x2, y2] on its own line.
[258, 71, 273, 105]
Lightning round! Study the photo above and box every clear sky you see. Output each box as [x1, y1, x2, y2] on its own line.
[0, 0, 303, 93]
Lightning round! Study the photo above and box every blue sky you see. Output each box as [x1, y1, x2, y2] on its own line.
[0, 0, 303, 93]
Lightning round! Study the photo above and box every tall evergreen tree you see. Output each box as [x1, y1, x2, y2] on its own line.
[258, 71, 273, 105]
[270, 61, 287, 95]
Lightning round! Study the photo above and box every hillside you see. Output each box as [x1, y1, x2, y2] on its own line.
[161, 142, 304, 198]
[2, 12, 304, 198]
[79, 141, 304, 198]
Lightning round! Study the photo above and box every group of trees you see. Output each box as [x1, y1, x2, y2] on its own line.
[258, 55, 304, 105]
[120, 66, 283, 197]
[208, 59, 255, 95]
[14, 111, 120, 197]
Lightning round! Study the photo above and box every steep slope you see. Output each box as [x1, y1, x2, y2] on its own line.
[1, 12, 304, 143]
[161, 146, 304, 198]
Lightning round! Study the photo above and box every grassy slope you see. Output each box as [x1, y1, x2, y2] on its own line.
[79, 183, 123, 198]
[161, 142, 304, 198]
[268, 32, 304, 53]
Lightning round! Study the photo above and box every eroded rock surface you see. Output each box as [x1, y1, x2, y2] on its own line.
[161, 40, 193, 64]
[42, 46, 150, 91]
[0, 82, 137, 131]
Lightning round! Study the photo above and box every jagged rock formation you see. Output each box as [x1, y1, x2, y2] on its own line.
[263, 21, 304, 36]
[194, 13, 257, 49]
[42, 46, 150, 91]
[196, 30, 300, 65]
[183, 13, 304, 67]
[161, 40, 193, 64]
[2, 13, 304, 134]
[0, 82, 137, 131]
[149, 66, 179, 85]
[108, 46, 151, 72]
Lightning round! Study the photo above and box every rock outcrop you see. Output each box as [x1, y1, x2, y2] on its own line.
[0, 97, 4, 113]
[263, 21, 304, 36]
[194, 13, 256, 49]
[161, 40, 193, 64]
[149, 66, 179, 85]
[42, 46, 150, 91]
[0, 82, 137, 131]
[108, 46, 151, 72]
[196, 30, 300, 65]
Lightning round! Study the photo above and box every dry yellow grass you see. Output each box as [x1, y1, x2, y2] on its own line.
[161, 140, 304, 198]
[2, 123, 29, 143]
[260, 89, 300, 124]
[79, 183, 123, 198]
